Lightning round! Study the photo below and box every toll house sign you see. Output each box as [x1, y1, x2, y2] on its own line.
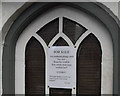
[47, 46, 76, 88]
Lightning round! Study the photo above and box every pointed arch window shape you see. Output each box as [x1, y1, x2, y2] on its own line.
[77, 33, 102, 95]
[14, 5, 111, 95]
[53, 37, 69, 46]
[25, 17, 102, 95]
[25, 37, 45, 95]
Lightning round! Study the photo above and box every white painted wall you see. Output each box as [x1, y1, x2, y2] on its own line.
[0, 1, 119, 95]
[2, 2, 25, 27]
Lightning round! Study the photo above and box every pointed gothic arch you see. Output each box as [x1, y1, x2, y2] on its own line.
[25, 37, 45, 94]
[53, 37, 69, 46]
[2, 2, 119, 95]
[77, 33, 102, 95]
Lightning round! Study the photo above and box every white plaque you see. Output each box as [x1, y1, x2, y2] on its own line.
[47, 46, 76, 88]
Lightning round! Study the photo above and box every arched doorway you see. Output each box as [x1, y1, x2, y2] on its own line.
[2, 2, 119, 95]
[23, 16, 102, 95]
[15, 6, 112, 95]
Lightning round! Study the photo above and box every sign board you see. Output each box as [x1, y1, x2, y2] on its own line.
[47, 46, 76, 88]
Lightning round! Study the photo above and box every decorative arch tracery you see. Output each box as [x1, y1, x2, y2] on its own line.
[2, 2, 119, 95]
